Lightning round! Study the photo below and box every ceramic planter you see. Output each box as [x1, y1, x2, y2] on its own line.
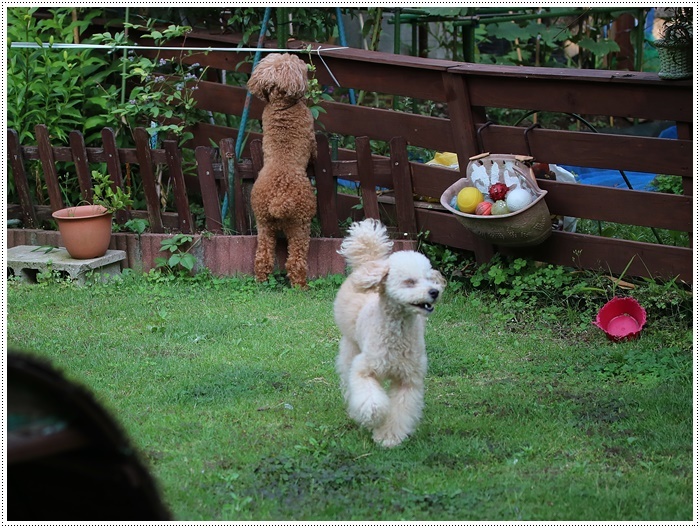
[52, 205, 113, 259]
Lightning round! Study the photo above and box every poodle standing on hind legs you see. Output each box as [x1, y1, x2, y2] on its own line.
[248, 53, 317, 288]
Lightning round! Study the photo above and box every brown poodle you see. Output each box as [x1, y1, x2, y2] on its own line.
[248, 53, 318, 288]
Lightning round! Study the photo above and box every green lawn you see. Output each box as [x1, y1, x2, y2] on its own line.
[6, 271, 693, 521]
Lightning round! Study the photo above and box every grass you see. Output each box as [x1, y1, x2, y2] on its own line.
[6, 269, 693, 521]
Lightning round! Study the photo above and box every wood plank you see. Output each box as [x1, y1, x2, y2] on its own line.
[133, 127, 164, 233]
[416, 208, 691, 283]
[7, 129, 38, 228]
[538, 180, 692, 232]
[461, 75, 691, 123]
[232, 154, 251, 234]
[8, 205, 182, 231]
[194, 146, 223, 234]
[250, 139, 264, 175]
[313, 133, 340, 237]
[442, 72, 484, 169]
[192, 81, 264, 120]
[355, 136, 380, 220]
[219, 137, 242, 233]
[164, 140, 193, 233]
[19, 144, 169, 166]
[101, 128, 129, 225]
[315, 101, 453, 152]
[34, 124, 64, 211]
[502, 230, 692, 283]
[477, 124, 692, 178]
[68, 130, 93, 202]
[308, 50, 450, 102]
[389, 137, 417, 237]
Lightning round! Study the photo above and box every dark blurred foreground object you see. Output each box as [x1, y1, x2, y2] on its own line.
[7, 350, 171, 521]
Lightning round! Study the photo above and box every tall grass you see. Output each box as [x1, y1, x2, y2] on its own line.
[6, 271, 692, 521]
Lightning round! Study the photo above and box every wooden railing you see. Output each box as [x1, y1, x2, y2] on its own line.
[7, 32, 693, 282]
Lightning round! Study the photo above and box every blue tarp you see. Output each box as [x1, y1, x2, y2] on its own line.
[560, 126, 677, 190]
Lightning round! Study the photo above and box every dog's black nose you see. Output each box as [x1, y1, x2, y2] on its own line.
[429, 289, 440, 300]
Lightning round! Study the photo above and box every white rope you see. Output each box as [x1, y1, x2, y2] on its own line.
[316, 45, 341, 87]
[9, 42, 348, 54]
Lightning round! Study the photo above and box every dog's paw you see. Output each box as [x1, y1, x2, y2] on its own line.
[348, 392, 389, 428]
[372, 429, 406, 448]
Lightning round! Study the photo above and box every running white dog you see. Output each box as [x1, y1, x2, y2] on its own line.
[334, 219, 445, 447]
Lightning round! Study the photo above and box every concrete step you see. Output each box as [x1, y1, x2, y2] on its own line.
[8, 246, 126, 285]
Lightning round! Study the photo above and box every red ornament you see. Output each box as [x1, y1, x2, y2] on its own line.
[488, 182, 508, 201]
[475, 201, 492, 216]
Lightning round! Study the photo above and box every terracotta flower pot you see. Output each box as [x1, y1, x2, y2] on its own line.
[52, 205, 113, 259]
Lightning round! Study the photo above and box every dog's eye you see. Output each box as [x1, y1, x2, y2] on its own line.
[403, 279, 416, 287]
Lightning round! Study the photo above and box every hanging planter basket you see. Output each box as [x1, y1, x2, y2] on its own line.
[440, 153, 552, 247]
[652, 40, 692, 80]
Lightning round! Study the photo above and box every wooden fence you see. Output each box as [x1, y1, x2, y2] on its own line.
[7, 31, 694, 283]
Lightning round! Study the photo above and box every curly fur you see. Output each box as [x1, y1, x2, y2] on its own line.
[248, 53, 317, 288]
[334, 219, 446, 447]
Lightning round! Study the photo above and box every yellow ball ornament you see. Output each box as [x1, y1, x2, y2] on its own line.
[456, 187, 484, 214]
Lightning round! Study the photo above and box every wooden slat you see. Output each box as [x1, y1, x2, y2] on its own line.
[164, 140, 193, 233]
[68, 130, 93, 202]
[389, 137, 417, 237]
[34, 124, 64, 211]
[448, 62, 692, 120]
[307, 47, 454, 102]
[101, 128, 129, 225]
[415, 207, 691, 283]
[477, 124, 692, 178]
[194, 146, 223, 234]
[250, 139, 264, 175]
[538, 180, 692, 232]
[355, 136, 380, 220]
[133, 127, 163, 233]
[219, 137, 249, 234]
[313, 134, 340, 237]
[19, 144, 169, 165]
[442, 73, 484, 169]
[502, 230, 692, 283]
[316, 100, 453, 153]
[232, 154, 251, 234]
[461, 75, 691, 123]
[7, 129, 38, 228]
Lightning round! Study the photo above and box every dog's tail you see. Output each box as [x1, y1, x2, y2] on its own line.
[338, 218, 393, 270]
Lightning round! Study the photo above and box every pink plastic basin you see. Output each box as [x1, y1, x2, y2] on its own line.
[593, 297, 647, 342]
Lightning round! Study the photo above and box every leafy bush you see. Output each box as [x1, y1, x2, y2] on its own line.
[7, 7, 117, 145]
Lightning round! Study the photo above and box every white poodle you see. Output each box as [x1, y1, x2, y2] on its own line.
[334, 219, 446, 447]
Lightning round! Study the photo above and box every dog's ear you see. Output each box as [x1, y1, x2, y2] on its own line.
[430, 269, 447, 289]
[353, 261, 389, 291]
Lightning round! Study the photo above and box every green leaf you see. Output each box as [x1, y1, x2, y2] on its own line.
[578, 37, 620, 56]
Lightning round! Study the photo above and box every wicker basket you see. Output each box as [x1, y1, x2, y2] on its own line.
[440, 153, 552, 247]
[653, 40, 692, 80]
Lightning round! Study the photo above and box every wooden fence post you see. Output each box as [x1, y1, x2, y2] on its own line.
[7, 129, 38, 228]
[34, 124, 64, 212]
[313, 133, 340, 237]
[68, 130, 93, 203]
[389, 137, 418, 237]
[101, 128, 130, 225]
[219, 137, 249, 234]
[164, 140, 193, 233]
[355, 136, 381, 220]
[195, 146, 223, 234]
[133, 127, 164, 233]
